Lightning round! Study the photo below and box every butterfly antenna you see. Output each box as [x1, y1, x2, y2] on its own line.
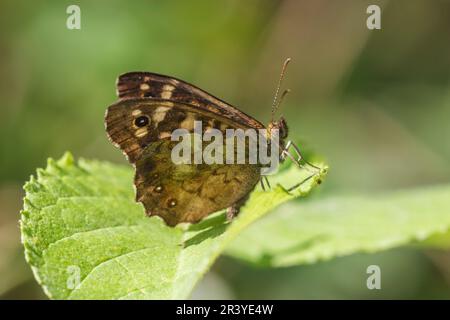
[278, 89, 291, 109]
[271, 58, 291, 122]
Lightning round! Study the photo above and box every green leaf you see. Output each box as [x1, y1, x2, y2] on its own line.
[225, 185, 450, 267]
[20, 152, 326, 299]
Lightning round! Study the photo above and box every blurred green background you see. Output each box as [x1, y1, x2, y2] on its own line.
[1, 0, 450, 299]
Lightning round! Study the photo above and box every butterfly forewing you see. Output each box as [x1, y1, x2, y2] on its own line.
[105, 98, 254, 163]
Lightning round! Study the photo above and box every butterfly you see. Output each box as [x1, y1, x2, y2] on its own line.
[105, 59, 318, 226]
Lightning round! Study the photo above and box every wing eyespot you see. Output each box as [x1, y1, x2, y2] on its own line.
[168, 199, 177, 208]
[134, 115, 150, 127]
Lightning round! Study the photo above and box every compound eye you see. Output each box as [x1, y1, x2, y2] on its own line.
[134, 115, 149, 127]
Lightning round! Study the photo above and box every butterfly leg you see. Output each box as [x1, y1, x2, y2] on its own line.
[260, 176, 272, 191]
[281, 140, 320, 172]
[286, 172, 317, 192]
[279, 141, 323, 192]
[226, 193, 250, 221]
[260, 179, 266, 191]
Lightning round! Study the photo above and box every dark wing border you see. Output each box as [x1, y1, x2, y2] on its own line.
[116, 71, 265, 130]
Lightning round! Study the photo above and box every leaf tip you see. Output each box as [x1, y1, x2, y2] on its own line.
[58, 151, 75, 167]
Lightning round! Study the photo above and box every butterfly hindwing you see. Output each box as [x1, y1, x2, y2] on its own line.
[134, 140, 261, 226]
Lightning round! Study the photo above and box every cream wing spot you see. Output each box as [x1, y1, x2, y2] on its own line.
[153, 106, 171, 125]
[159, 132, 172, 139]
[161, 84, 175, 99]
[189, 100, 200, 107]
[140, 83, 150, 91]
[205, 119, 214, 132]
[134, 127, 148, 138]
[180, 113, 196, 131]
[161, 101, 174, 107]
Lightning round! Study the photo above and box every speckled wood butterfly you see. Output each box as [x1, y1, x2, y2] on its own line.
[105, 59, 318, 226]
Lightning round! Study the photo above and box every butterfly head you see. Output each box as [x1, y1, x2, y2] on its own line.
[267, 116, 288, 142]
